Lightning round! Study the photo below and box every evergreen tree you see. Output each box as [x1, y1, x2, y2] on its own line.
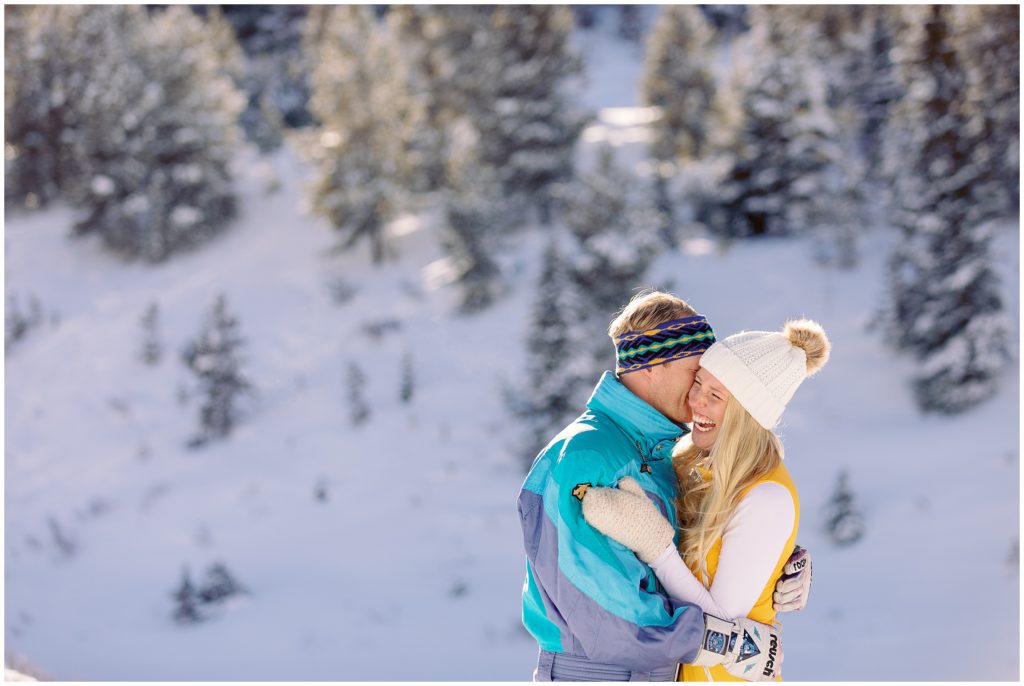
[6, 294, 30, 351]
[219, 5, 312, 131]
[699, 5, 749, 40]
[346, 361, 370, 427]
[304, 6, 420, 264]
[4, 6, 88, 209]
[857, 7, 903, 184]
[140, 302, 163, 366]
[5, 293, 43, 353]
[641, 6, 717, 163]
[200, 7, 247, 86]
[953, 5, 1019, 221]
[651, 173, 677, 248]
[562, 145, 659, 330]
[197, 6, 284, 153]
[881, 5, 1010, 414]
[573, 6, 599, 30]
[182, 294, 253, 446]
[467, 6, 588, 225]
[399, 351, 415, 405]
[314, 477, 329, 503]
[387, 7, 490, 193]
[715, 9, 853, 239]
[519, 240, 585, 458]
[441, 160, 508, 314]
[67, 6, 245, 263]
[825, 470, 864, 546]
[172, 567, 203, 624]
[197, 562, 247, 604]
[47, 516, 76, 558]
[771, 6, 867, 109]
[617, 6, 644, 44]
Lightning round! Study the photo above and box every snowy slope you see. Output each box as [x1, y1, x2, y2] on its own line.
[5, 12, 1020, 681]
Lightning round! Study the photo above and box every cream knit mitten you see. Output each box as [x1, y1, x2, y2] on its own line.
[581, 476, 675, 564]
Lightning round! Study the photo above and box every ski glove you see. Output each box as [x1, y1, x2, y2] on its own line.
[580, 476, 675, 564]
[693, 612, 783, 681]
[773, 545, 812, 613]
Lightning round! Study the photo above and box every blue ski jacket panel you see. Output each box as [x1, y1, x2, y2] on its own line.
[518, 371, 706, 672]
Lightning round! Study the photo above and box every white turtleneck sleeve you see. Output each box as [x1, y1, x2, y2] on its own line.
[650, 481, 795, 620]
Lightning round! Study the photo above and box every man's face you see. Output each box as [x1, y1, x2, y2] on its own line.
[647, 355, 702, 425]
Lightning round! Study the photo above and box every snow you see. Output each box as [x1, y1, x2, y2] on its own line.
[169, 206, 202, 227]
[4, 11, 1019, 682]
[90, 175, 115, 197]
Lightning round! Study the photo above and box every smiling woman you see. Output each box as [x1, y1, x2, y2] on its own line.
[687, 369, 731, 450]
[584, 319, 831, 681]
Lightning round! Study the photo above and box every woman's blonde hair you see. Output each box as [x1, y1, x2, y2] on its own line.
[673, 398, 783, 584]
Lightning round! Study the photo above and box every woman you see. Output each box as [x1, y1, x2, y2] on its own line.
[582, 319, 830, 681]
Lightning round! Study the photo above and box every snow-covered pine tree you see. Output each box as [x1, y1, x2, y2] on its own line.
[467, 6, 588, 225]
[6, 294, 32, 351]
[47, 516, 75, 558]
[69, 6, 245, 263]
[220, 5, 312, 131]
[699, 5, 748, 41]
[825, 470, 864, 546]
[199, 7, 247, 87]
[772, 6, 867, 109]
[651, 173, 677, 248]
[953, 5, 1020, 222]
[5, 6, 66, 208]
[6, 293, 45, 353]
[857, 7, 904, 185]
[573, 6, 598, 30]
[519, 239, 585, 459]
[715, 8, 854, 240]
[714, 11, 810, 238]
[346, 361, 370, 427]
[172, 567, 202, 624]
[881, 5, 1010, 414]
[182, 294, 253, 447]
[140, 302, 163, 366]
[197, 563, 247, 604]
[617, 6, 644, 44]
[387, 7, 492, 193]
[562, 144, 660, 335]
[399, 351, 415, 404]
[641, 6, 717, 163]
[441, 157, 508, 314]
[305, 6, 425, 264]
[195, 6, 284, 153]
[3, 6, 112, 209]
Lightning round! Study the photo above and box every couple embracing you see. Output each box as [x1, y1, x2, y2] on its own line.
[518, 291, 830, 681]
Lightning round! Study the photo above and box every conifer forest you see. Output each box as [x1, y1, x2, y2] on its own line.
[4, 5, 1019, 680]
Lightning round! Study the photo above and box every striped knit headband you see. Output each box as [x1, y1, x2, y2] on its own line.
[614, 315, 716, 375]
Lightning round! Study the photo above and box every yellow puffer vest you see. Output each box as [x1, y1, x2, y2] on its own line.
[679, 462, 799, 682]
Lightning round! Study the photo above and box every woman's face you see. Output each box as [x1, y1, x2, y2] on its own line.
[688, 367, 731, 450]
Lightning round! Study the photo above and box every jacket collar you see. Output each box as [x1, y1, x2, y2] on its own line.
[586, 371, 689, 455]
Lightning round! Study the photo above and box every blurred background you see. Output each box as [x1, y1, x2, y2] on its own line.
[3, 4, 1019, 680]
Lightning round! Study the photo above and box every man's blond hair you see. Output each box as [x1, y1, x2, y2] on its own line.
[607, 290, 698, 340]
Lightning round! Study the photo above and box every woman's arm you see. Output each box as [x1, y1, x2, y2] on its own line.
[649, 482, 796, 620]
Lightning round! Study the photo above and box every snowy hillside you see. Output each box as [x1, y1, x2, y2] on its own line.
[5, 8, 1019, 682]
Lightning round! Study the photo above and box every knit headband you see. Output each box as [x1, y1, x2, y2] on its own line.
[614, 315, 716, 375]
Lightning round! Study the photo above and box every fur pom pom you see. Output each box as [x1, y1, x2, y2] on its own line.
[784, 319, 831, 376]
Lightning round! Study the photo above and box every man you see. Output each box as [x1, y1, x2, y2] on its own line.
[518, 291, 811, 681]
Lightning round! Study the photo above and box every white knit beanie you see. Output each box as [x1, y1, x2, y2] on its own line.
[698, 319, 831, 430]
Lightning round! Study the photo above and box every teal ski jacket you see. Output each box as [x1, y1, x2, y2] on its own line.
[518, 371, 706, 671]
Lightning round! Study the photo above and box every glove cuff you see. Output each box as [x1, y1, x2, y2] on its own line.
[690, 613, 736, 667]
